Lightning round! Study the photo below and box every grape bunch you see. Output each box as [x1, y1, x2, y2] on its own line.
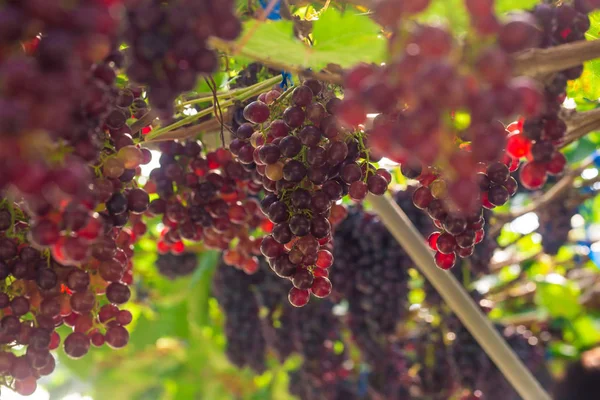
[329, 189, 433, 362]
[0, 1, 152, 394]
[443, 316, 547, 399]
[233, 79, 389, 306]
[506, 3, 592, 190]
[0, 0, 122, 206]
[0, 200, 134, 396]
[408, 328, 457, 399]
[365, 343, 412, 400]
[336, 1, 586, 269]
[554, 347, 600, 400]
[145, 140, 269, 274]
[213, 257, 356, 399]
[124, 0, 241, 118]
[212, 259, 267, 373]
[155, 252, 198, 279]
[286, 299, 354, 400]
[537, 192, 579, 255]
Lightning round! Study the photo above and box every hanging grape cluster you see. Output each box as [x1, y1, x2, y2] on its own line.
[507, 3, 590, 190]
[124, 0, 241, 117]
[329, 189, 433, 344]
[213, 257, 357, 399]
[145, 140, 269, 274]
[232, 79, 388, 306]
[155, 252, 199, 279]
[0, 201, 135, 396]
[335, 0, 597, 271]
[537, 191, 580, 255]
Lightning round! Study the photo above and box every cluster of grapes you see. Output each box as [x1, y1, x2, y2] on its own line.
[341, 7, 541, 193]
[537, 192, 579, 255]
[329, 190, 432, 341]
[213, 257, 357, 399]
[336, 1, 590, 270]
[506, 3, 592, 190]
[124, 0, 241, 117]
[155, 252, 199, 279]
[409, 330, 456, 400]
[408, 157, 517, 270]
[145, 140, 268, 274]
[327, 189, 431, 396]
[233, 79, 388, 306]
[286, 299, 354, 400]
[0, 201, 135, 396]
[0, 1, 122, 199]
[0, 1, 153, 395]
[212, 260, 267, 373]
[445, 318, 547, 399]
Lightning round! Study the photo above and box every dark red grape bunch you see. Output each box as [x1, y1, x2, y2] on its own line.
[212, 258, 267, 373]
[124, 0, 241, 118]
[0, 1, 125, 217]
[0, 200, 135, 396]
[536, 191, 580, 255]
[233, 79, 389, 306]
[505, 3, 591, 190]
[340, 7, 544, 213]
[155, 252, 198, 279]
[444, 317, 547, 399]
[553, 346, 600, 400]
[328, 188, 434, 365]
[406, 150, 518, 270]
[144, 140, 269, 275]
[212, 257, 355, 396]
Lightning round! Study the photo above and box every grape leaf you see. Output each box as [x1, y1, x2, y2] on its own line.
[495, 0, 539, 14]
[567, 11, 600, 108]
[233, 9, 385, 70]
[569, 315, 600, 348]
[416, 0, 469, 34]
[535, 279, 583, 319]
[310, 8, 386, 67]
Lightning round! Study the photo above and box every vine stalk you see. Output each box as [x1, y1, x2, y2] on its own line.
[143, 75, 281, 142]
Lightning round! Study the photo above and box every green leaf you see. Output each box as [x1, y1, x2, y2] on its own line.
[535, 278, 583, 319]
[416, 0, 469, 35]
[567, 11, 600, 108]
[569, 315, 600, 348]
[495, 0, 539, 14]
[563, 136, 598, 163]
[233, 9, 385, 71]
[188, 250, 220, 331]
[311, 8, 387, 67]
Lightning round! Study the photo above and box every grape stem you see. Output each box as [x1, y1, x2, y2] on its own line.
[130, 110, 158, 135]
[367, 193, 552, 400]
[142, 118, 225, 144]
[490, 156, 596, 236]
[143, 75, 282, 142]
[513, 39, 600, 78]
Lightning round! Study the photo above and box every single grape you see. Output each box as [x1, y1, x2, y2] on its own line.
[435, 251, 456, 270]
[243, 101, 270, 123]
[288, 287, 310, 307]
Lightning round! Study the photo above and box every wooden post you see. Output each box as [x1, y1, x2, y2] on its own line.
[368, 194, 552, 400]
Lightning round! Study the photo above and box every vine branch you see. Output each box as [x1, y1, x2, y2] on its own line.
[562, 107, 600, 146]
[490, 157, 596, 236]
[513, 39, 600, 78]
[143, 75, 281, 142]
